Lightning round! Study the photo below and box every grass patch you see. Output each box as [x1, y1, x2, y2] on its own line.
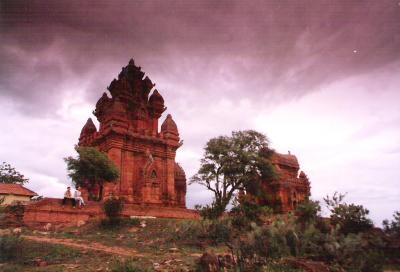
[0, 235, 80, 265]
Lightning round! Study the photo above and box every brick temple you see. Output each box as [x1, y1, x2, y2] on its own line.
[262, 152, 311, 212]
[23, 60, 197, 226]
[23, 59, 310, 226]
[78, 59, 186, 207]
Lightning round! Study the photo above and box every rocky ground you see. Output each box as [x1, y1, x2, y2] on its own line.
[0, 218, 227, 271]
[1, 218, 399, 271]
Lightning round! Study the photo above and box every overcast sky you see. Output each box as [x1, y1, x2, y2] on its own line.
[1, 0, 399, 225]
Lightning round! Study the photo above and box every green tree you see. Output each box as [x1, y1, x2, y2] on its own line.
[383, 211, 400, 238]
[324, 192, 373, 235]
[64, 146, 120, 200]
[295, 199, 321, 226]
[191, 130, 275, 218]
[0, 162, 29, 184]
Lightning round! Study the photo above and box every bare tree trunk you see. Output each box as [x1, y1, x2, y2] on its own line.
[98, 184, 103, 201]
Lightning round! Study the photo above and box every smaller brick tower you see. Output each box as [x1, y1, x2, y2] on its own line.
[78, 59, 186, 207]
[258, 152, 311, 212]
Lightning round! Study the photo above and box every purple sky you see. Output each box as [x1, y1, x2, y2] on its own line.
[1, 0, 399, 224]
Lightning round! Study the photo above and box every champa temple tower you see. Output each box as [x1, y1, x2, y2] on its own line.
[78, 59, 186, 207]
[261, 152, 311, 212]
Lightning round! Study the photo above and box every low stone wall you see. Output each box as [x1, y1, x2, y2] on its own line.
[23, 198, 199, 226]
[122, 204, 199, 219]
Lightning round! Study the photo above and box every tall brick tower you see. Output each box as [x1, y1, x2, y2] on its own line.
[78, 59, 186, 207]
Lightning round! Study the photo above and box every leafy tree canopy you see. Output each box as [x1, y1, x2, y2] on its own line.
[191, 130, 276, 218]
[383, 211, 400, 238]
[295, 199, 321, 226]
[0, 162, 29, 184]
[64, 146, 119, 191]
[324, 192, 373, 235]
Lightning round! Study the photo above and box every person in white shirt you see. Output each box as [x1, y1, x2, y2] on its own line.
[74, 186, 85, 208]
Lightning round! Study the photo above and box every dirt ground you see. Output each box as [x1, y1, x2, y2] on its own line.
[0, 218, 224, 271]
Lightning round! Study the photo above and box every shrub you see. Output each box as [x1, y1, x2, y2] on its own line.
[383, 211, 400, 238]
[330, 203, 373, 235]
[229, 218, 298, 270]
[0, 264, 25, 272]
[103, 197, 124, 226]
[168, 219, 209, 246]
[295, 200, 321, 226]
[194, 203, 225, 220]
[207, 219, 232, 244]
[171, 219, 232, 247]
[5, 202, 25, 225]
[0, 235, 23, 262]
[230, 195, 273, 229]
[125, 217, 141, 227]
[111, 259, 151, 272]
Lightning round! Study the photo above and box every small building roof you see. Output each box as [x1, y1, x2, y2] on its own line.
[0, 183, 38, 197]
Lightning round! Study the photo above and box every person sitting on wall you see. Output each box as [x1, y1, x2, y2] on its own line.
[62, 186, 76, 207]
[74, 186, 85, 208]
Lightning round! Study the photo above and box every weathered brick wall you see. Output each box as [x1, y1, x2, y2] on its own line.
[23, 198, 199, 226]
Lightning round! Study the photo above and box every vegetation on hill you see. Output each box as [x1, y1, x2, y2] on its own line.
[0, 201, 399, 271]
[188, 130, 398, 270]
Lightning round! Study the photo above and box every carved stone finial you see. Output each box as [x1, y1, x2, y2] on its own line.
[149, 89, 164, 104]
[161, 114, 178, 134]
[80, 118, 97, 137]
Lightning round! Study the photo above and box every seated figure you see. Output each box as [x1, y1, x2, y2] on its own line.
[74, 186, 85, 208]
[62, 186, 76, 207]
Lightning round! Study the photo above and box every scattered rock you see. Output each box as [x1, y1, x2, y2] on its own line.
[67, 229, 80, 236]
[190, 253, 203, 258]
[164, 259, 173, 265]
[63, 264, 80, 269]
[116, 234, 125, 240]
[128, 227, 139, 233]
[169, 247, 179, 253]
[43, 223, 52, 231]
[0, 229, 12, 235]
[34, 258, 48, 267]
[77, 220, 86, 227]
[12, 227, 22, 235]
[140, 221, 146, 228]
[130, 215, 156, 219]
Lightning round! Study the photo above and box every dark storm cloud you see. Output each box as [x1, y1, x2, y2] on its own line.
[1, 0, 400, 115]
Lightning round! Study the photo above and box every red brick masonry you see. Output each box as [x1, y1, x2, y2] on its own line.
[23, 198, 199, 226]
